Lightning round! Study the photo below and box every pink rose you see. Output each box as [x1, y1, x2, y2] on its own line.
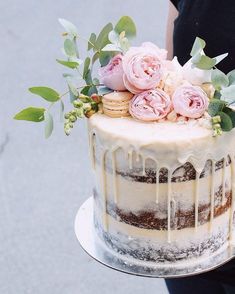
[122, 42, 167, 94]
[172, 85, 209, 119]
[129, 89, 172, 121]
[98, 54, 126, 91]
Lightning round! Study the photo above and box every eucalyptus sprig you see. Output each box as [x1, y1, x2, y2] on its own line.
[14, 16, 136, 138]
[190, 37, 235, 136]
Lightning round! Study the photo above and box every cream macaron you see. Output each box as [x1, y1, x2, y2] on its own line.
[102, 91, 134, 118]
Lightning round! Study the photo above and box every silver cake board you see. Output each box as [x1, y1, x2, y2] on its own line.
[74, 197, 235, 278]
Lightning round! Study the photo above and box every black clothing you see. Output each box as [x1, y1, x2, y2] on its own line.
[170, 0, 235, 73]
[167, 0, 235, 289]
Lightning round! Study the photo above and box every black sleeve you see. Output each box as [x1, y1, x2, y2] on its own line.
[170, 0, 179, 9]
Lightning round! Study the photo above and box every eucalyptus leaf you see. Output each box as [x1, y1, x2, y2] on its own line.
[44, 111, 54, 138]
[67, 78, 79, 96]
[88, 86, 98, 96]
[227, 69, 235, 86]
[56, 59, 79, 69]
[58, 18, 78, 37]
[64, 39, 76, 56]
[214, 53, 228, 65]
[214, 90, 222, 99]
[83, 57, 91, 79]
[108, 30, 119, 44]
[14, 107, 45, 122]
[60, 100, 64, 122]
[81, 85, 91, 95]
[221, 85, 235, 104]
[190, 37, 206, 57]
[69, 89, 77, 103]
[193, 55, 216, 70]
[93, 78, 100, 86]
[99, 51, 116, 66]
[114, 16, 136, 39]
[88, 33, 96, 51]
[84, 69, 93, 84]
[92, 52, 100, 65]
[96, 23, 113, 50]
[219, 111, 233, 131]
[208, 99, 225, 116]
[98, 86, 113, 95]
[119, 37, 130, 53]
[29, 87, 60, 102]
[211, 69, 229, 90]
[223, 107, 235, 127]
[102, 44, 122, 52]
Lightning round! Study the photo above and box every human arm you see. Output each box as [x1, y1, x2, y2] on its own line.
[165, 1, 179, 59]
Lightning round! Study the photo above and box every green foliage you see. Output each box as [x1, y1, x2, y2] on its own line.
[219, 111, 233, 131]
[227, 69, 235, 86]
[88, 33, 96, 51]
[208, 99, 225, 116]
[29, 87, 60, 102]
[211, 69, 229, 90]
[223, 107, 235, 127]
[14, 107, 45, 122]
[58, 18, 78, 37]
[56, 59, 80, 69]
[190, 37, 206, 57]
[114, 16, 136, 39]
[95, 23, 113, 50]
[83, 57, 91, 79]
[44, 111, 54, 138]
[221, 85, 235, 104]
[64, 39, 77, 56]
[192, 55, 216, 70]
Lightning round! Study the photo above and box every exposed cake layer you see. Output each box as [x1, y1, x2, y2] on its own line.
[94, 206, 230, 262]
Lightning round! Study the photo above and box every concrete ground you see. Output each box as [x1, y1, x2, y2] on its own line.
[0, 0, 168, 293]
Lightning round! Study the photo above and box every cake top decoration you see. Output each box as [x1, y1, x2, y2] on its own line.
[14, 16, 235, 138]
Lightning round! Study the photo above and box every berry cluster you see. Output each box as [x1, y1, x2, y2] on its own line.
[64, 93, 102, 135]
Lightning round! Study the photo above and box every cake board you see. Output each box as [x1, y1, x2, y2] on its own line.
[74, 197, 235, 278]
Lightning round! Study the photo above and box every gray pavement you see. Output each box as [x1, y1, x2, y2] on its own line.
[0, 1, 168, 293]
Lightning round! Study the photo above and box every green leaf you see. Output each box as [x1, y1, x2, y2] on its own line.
[214, 90, 222, 99]
[96, 23, 113, 50]
[88, 33, 96, 51]
[93, 78, 100, 86]
[56, 59, 79, 69]
[80, 85, 91, 95]
[214, 53, 228, 65]
[108, 30, 119, 44]
[91, 52, 100, 65]
[193, 55, 216, 70]
[227, 69, 235, 86]
[29, 87, 60, 102]
[44, 111, 54, 138]
[190, 37, 206, 57]
[211, 69, 229, 90]
[67, 78, 79, 97]
[14, 107, 45, 122]
[83, 57, 91, 79]
[119, 37, 130, 53]
[58, 18, 78, 37]
[69, 89, 77, 103]
[114, 16, 136, 39]
[64, 39, 76, 56]
[98, 86, 113, 95]
[221, 85, 235, 104]
[101, 44, 122, 52]
[99, 51, 116, 66]
[60, 100, 64, 122]
[219, 111, 233, 131]
[223, 107, 235, 127]
[208, 99, 225, 116]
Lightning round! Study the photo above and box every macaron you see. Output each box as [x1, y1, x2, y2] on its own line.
[102, 91, 134, 118]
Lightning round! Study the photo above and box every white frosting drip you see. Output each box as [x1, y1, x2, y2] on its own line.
[88, 113, 235, 251]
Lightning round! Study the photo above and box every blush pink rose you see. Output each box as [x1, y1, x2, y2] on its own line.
[129, 89, 172, 121]
[98, 54, 126, 91]
[172, 85, 209, 119]
[122, 42, 167, 94]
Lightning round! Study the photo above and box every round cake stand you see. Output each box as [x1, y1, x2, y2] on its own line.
[74, 197, 235, 278]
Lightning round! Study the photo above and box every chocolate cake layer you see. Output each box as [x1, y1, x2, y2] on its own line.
[94, 218, 228, 262]
[117, 157, 231, 184]
[106, 188, 232, 230]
